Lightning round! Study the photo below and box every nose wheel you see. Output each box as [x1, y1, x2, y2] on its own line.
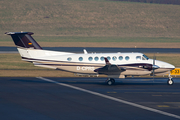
[167, 78, 174, 85]
[167, 74, 174, 85]
[106, 78, 115, 85]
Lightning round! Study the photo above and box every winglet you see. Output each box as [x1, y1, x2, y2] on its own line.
[104, 57, 111, 65]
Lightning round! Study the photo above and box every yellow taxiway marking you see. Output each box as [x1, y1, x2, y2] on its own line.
[158, 105, 169, 108]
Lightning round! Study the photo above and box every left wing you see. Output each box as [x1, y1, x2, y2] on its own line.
[94, 58, 126, 75]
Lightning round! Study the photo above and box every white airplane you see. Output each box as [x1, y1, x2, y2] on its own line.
[5, 32, 175, 85]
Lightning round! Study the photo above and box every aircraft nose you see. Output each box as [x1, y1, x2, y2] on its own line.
[168, 64, 175, 70]
[156, 60, 175, 70]
[163, 62, 175, 70]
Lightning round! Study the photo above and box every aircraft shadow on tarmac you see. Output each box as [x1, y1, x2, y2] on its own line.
[10, 78, 49, 83]
[9, 77, 173, 86]
[61, 81, 167, 86]
[54, 78, 168, 86]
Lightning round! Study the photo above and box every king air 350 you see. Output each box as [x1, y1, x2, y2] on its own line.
[5, 32, 175, 85]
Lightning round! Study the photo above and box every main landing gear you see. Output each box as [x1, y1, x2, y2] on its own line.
[106, 78, 115, 85]
[167, 74, 174, 85]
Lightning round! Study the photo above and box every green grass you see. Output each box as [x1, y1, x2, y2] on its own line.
[0, 0, 180, 39]
[0, 54, 44, 70]
[1, 0, 180, 76]
[32, 36, 180, 43]
[2, 35, 180, 43]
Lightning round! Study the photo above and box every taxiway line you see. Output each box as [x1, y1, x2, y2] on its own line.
[37, 77, 180, 120]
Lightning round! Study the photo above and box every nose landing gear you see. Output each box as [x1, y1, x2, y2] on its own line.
[167, 74, 174, 85]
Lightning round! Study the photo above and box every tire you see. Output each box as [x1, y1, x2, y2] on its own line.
[110, 78, 115, 84]
[107, 80, 113, 85]
[167, 79, 174, 85]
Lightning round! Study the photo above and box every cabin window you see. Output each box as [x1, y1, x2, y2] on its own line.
[100, 56, 104, 61]
[88, 57, 93, 61]
[119, 56, 123, 60]
[125, 56, 129, 61]
[136, 56, 141, 60]
[79, 57, 83, 61]
[67, 57, 72, 61]
[107, 56, 111, 61]
[112, 56, 117, 61]
[94, 56, 99, 61]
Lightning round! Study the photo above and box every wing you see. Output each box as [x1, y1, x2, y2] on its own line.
[94, 58, 126, 75]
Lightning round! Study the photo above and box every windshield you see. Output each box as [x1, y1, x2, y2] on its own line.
[142, 54, 149, 60]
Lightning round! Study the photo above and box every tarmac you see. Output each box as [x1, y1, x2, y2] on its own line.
[0, 77, 180, 120]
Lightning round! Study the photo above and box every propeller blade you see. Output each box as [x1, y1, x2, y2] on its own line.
[152, 54, 156, 82]
[153, 69, 155, 81]
[153, 54, 156, 65]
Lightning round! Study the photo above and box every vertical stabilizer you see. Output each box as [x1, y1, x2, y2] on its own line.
[5, 32, 42, 49]
[5, 32, 43, 60]
[6, 32, 73, 61]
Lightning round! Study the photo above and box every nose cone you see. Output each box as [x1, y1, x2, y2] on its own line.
[156, 60, 175, 70]
[166, 63, 175, 70]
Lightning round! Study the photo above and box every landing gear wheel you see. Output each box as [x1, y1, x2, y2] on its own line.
[107, 80, 113, 85]
[106, 78, 115, 85]
[167, 79, 174, 85]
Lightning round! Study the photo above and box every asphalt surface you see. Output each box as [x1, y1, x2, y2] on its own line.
[1, 77, 180, 120]
[1, 46, 180, 53]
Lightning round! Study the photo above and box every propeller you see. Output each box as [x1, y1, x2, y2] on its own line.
[152, 54, 159, 81]
[152, 54, 156, 80]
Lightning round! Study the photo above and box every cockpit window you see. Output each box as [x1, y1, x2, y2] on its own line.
[136, 56, 141, 60]
[142, 54, 149, 60]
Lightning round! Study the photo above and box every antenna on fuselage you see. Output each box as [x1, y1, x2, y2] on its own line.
[83, 49, 88, 54]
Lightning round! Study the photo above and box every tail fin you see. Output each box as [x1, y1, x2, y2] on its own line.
[5, 32, 44, 60]
[6, 32, 73, 63]
[5, 32, 42, 49]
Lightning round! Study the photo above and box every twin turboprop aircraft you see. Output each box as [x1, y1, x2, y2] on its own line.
[5, 32, 175, 85]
